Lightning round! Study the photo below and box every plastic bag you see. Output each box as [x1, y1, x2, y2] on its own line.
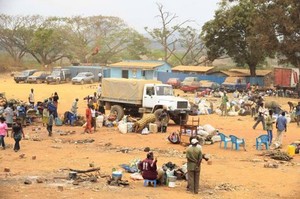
[118, 122, 128, 134]
[141, 127, 149, 135]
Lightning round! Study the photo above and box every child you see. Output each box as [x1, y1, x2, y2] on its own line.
[12, 119, 25, 152]
[0, 117, 8, 150]
[47, 111, 54, 136]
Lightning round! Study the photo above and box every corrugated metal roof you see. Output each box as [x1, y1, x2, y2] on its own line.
[229, 69, 272, 76]
[220, 71, 247, 77]
[172, 65, 214, 73]
[223, 77, 244, 83]
[108, 61, 164, 69]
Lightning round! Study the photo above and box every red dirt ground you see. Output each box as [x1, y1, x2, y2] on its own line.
[0, 73, 299, 199]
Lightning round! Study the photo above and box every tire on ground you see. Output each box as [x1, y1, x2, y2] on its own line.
[110, 105, 124, 121]
[173, 113, 189, 125]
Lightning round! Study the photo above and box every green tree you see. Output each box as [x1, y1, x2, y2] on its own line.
[201, 0, 275, 76]
[27, 17, 70, 65]
[255, 0, 300, 68]
[0, 15, 32, 66]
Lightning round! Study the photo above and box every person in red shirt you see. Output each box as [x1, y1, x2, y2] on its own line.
[84, 104, 92, 133]
[139, 152, 158, 181]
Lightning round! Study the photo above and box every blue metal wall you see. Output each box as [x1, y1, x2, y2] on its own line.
[246, 77, 264, 86]
[157, 72, 226, 84]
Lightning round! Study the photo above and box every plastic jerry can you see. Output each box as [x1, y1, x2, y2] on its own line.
[287, 145, 296, 157]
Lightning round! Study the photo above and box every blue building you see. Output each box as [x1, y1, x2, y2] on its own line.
[107, 60, 172, 80]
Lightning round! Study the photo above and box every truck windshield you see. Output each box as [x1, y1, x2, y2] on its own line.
[51, 71, 60, 76]
[156, 86, 173, 96]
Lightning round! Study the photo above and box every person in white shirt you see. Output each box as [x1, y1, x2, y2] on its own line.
[98, 72, 102, 82]
[97, 84, 102, 98]
[28, 88, 35, 106]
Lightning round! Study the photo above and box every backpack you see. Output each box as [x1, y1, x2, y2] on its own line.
[168, 132, 181, 144]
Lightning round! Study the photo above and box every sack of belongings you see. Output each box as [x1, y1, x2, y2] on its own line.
[168, 132, 181, 144]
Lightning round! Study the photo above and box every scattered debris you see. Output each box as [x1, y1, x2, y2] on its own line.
[261, 150, 293, 161]
[4, 168, 10, 172]
[57, 186, 64, 191]
[19, 154, 25, 159]
[104, 142, 112, 147]
[73, 139, 95, 144]
[36, 178, 44, 183]
[51, 145, 62, 149]
[215, 183, 240, 191]
[264, 163, 279, 168]
[24, 179, 32, 185]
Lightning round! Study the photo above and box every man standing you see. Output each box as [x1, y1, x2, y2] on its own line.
[265, 110, 274, 144]
[159, 107, 168, 133]
[4, 103, 14, 128]
[28, 88, 35, 106]
[98, 72, 102, 82]
[253, 103, 266, 130]
[71, 98, 79, 116]
[275, 112, 287, 147]
[221, 92, 228, 116]
[47, 111, 54, 136]
[186, 139, 206, 194]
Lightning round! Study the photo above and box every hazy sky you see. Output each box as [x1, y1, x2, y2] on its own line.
[0, 0, 220, 33]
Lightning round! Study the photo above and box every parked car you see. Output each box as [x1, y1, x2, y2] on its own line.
[46, 68, 71, 84]
[72, 72, 95, 84]
[166, 78, 181, 88]
[180, 77, 200, 93]
[221, 77, 247, 92]
[14, 69, 37, 83]
[198, 80, 220, 91]
[27, 71, 51, 84]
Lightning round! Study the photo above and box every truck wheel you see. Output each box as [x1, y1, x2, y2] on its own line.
[80, 80, 84, 85]
[154, 109, 170, 123]
[56, 79, 60, 84]
[173, 113, 189, 125]
[110, 105, 124, 121]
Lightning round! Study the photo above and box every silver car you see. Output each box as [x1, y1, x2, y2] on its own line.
[71, 72, 95, 84]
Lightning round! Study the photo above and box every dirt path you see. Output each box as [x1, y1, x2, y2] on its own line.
[0, 74, 299, 199]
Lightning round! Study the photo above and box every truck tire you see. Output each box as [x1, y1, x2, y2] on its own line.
[154, 109, 170, 124]
[110, 105, 124, 121]
[80, 80, 84, 85]
[172, 113, 189, 125]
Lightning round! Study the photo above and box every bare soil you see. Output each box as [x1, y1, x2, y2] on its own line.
[0, 74, 299, 199]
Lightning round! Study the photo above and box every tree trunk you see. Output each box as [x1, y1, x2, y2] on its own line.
[249, 64, 256, 77]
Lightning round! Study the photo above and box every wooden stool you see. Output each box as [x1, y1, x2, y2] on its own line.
[144, 179, 157, 187]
